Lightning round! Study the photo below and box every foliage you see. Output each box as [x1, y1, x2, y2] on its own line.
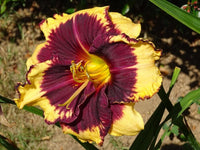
[149, 0, 200, 34]
[0, 0, 26, 15]
[181, 0, 200, 18]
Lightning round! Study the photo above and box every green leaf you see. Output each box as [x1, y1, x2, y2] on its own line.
[0, 95, 15, 104]
[147, 86, 174, 150]
[121, 4, 130, 15]
[130, 102, 166, 150]
[171, 125, 179, 136]
[158, 85, 174, 111]
[153, 121, 171, 149]
[158, 88, 200, 149]
[162, 122, 170, 130]
[0, 0, 7, 14]
[23, 105, 43, 117]
[70, 135, 98, 150]
[149, 0, 200, 34]
[167, 67, 181, 97]
[182, 143, 194, 150]
[152, 85, 200, 149]
[130, 66, 181, 150]
[65, 8, 76, 14]
[169, 67, 181, 89]
[177, 88, 200, 117]
[0, 134, 20, 150]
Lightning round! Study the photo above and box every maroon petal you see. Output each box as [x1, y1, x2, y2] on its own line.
[41, 63, 96, 124]
[89, 35, 137, 103]
[61, 86, 112, 145]
[36, 8, 116, 65]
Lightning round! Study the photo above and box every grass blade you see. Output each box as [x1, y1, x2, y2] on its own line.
[149, 0, 200, 33]
[138, 68, 200, 149]
[157, 88, 200, 149]
[168, 67, 181, 96]
[174, 88, 200, 120]
[169, 67, 181, 89]
[129, 101, 165, 150]
[148, 67, 181, 149]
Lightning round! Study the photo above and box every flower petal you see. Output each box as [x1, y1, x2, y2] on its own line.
[29, 7, 117, 67]
[41, 64, 96, 124]
[109, 12, 141, 38]
[15, 60, 96, 124]
[109, 104, 144, 136]
[131, 40, 162, 100]
[107, 39, 162, 102]
[15, 60, 53, 109]
[26, 43, 50, 69]
[15, 60, 62, 123]
[40, 7, 111, 40]
[90, 35, 162, 103]
[61, 86, 112, 145]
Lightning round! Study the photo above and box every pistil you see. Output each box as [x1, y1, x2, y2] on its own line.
[58, 80, 89, 109]
[59, 54, 111, 108]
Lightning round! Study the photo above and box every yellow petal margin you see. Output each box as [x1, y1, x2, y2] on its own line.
[109, 12, 141, 38]
[108, 35, 162, 102]
[109, 104, 144, 136]
[62, 125, 103, 145]
[26, 43, 48, 70]
[132, 40, 162, 101]
[15, 60, 60, 123]
[40, 6, 110, 40]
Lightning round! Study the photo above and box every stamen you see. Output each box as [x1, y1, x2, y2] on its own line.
[58, 56, 110, 109]
[70, 60, 87, 83]
[58, 80, 89, 109]
[60, 55, 111, 109]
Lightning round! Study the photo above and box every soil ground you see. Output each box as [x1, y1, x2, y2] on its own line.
[0, 1, 200, 150]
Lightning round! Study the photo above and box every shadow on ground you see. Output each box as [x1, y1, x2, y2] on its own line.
[161, 143, 193, 150]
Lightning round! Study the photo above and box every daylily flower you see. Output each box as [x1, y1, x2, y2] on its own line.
[15, 6, 162, 145]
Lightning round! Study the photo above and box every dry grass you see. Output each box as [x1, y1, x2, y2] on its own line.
[0, 10, 49, 150]
[0, 10, 55, 150]
[0, 104, 52, 150]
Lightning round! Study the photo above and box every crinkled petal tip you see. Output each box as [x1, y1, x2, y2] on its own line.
[109, 12, 141, 38]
